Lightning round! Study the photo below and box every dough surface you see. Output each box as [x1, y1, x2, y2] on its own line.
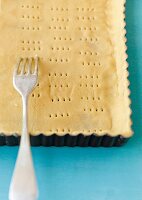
[0, 0, 132, 137]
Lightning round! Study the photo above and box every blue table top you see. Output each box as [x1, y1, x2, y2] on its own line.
[0, 1, 142, 199]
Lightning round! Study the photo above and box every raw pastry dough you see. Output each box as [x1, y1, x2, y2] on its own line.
[0, 0, 132, 137]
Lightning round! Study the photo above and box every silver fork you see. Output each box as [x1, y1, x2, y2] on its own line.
[9, 56, 39, 200]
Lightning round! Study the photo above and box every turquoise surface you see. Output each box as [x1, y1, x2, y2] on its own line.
[0, 1, 142, 199]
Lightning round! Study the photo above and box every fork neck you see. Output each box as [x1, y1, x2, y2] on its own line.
[21, 95, 29, 145]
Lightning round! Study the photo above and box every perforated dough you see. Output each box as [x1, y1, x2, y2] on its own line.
[0, 0, 132, 137]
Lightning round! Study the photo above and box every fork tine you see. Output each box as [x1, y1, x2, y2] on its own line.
[14, 58, 22, 75]
[20, 58, 27, 75]
[34, 56, 39, 75]
[27, 57, 33, 75]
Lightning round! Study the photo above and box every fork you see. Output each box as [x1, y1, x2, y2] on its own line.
[9, 56, 39, 200]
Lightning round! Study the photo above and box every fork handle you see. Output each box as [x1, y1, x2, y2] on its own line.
[9, 95, 38, 200]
